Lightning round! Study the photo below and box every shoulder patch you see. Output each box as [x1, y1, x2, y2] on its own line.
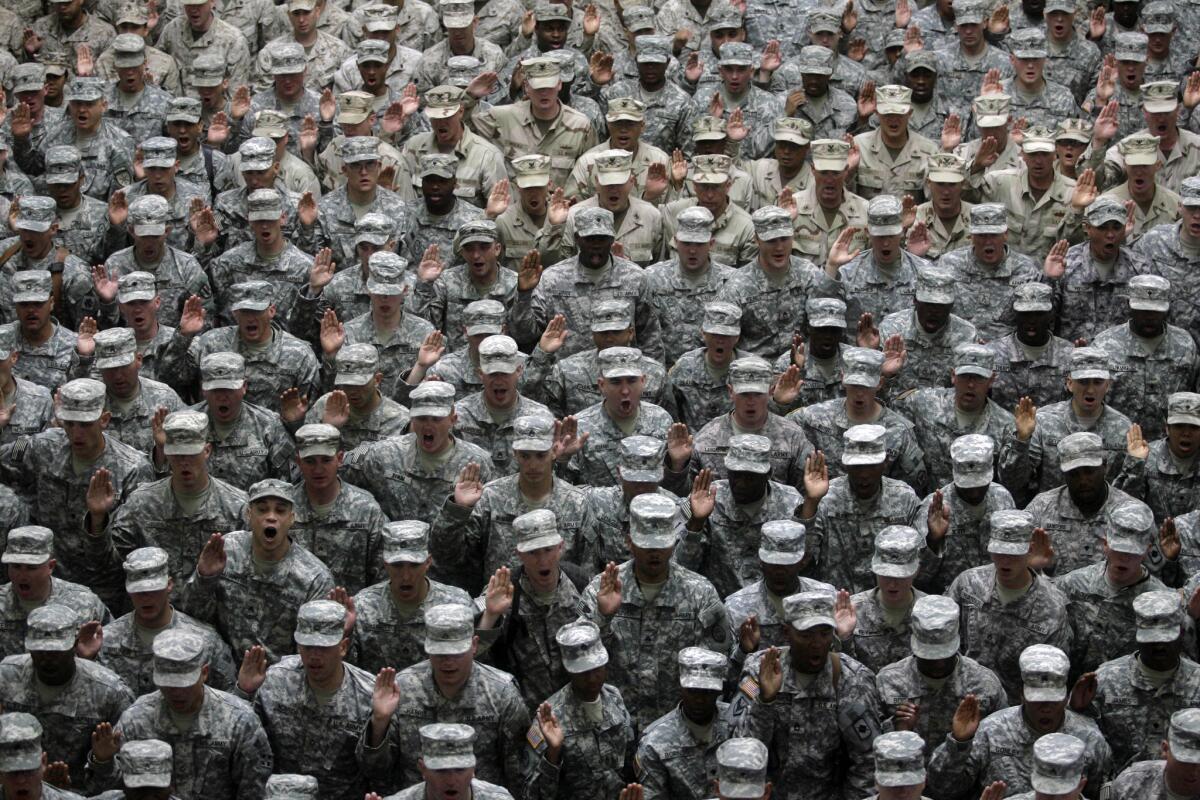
[526, 720, 545, 750]
[738, 675, 760, 701]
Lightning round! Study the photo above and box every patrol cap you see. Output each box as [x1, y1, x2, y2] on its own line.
[361, 3, 400, 30]
[239, 137, 276, 172]
[410, 381, 456, 417]
[875, 84, 912, 115]
[557, 619, 608, 673]
[807, 296, 848, 328]
[774, 117, 812, 146]
[354, 213, 393, 247]
[440, 0, 474, 28]
[968, 203, 1008, 236]
[751, 205, 792, 241]
[1012, 281, 1053, 313]
[10, 63, 45, 94]
[841, 346, 883, 388]
[871, 525, 922, 578]
[843, 424, 887, 466]
[522, 56, 561, 89]
[1118, 132, 1160, 166]
[634, 34, 671, 63]
[867, 195, 902, 236]
[93, 326, 137, 370]
[463, 299, 506, 337]
[446, 55, 483, 87]
[1170, 709, 1200, 763]
[954, 0, 987, 24]
[116, 740, 173, 789]
[294, 599, 347, 647]
[1009, 26, 1047, 58]
[423, 86, 467, 121]
[692, 115, 728, 142]
[874, 731, 926, 788]
[796, 45, 835, 75]
[728, 355, 772, 394]
[200, 352, 246, 391]
[618, 435, 665, 483]
[424, 603, 475, 655]
[547, 50, 578, 82]
[420, 152, 457, 180]
[65, 76, 105, 102]
[24, 604, 77, 652]
[953, 343, 994, 377]
[270, 42, 306, 75]
[190, 54, 227, 87]
[591, 299, 632, 332]
[367, 251, 408, 295]
[716, 738, 768, 798]
[599, 346, 644, 379]
[593, 149, 633, 186]
[606, 97, 646, 123]
[127, 193, 171, 236]
[910, 594, 961, 659]
[1021, 124, 1054, 153]
[420, 724, 476, 769]
[356, 39, 391, 65]
[42, 53, 69, 79]
[2, 526, 53, 566]
[1141, 0, 1174, 32]
[1043, 0, 1075, 11]
[623, 5, 656, 32]
[884, 27, 907, 49]
[295, 423, 341, 458]
[810, 138, 850, 171]
[718, 41, 755, 67]
[512, 414, 554, 452]
[512, 154, 552, 188]
[245, 188, 284, 223]
[678, 646, 726, 690]
[11, 270, 52, 305]
[629, 492, 678, 548]
[534, 1, 571, 22]
[382, 520, 430, 564]
[252, 109, 288, 139]
[123, 547, 171, 593]
[676, 205, 716, 243]
[335, 343, 380, 387]
[759, 520, 806, 565]
[1030, 733, 1086, 795]
[1182, 176, 1200, 207]
[514, 509, 563, 554]
[478, 335, 521, 374]
[1019, 643, 1070, 702]
[247, 478, 294, 504]
[1058, 431, 1104, 472]
[575, 206, 615, 238]
[904, 49, 939, 74]
[1105, 500, 1153, 554]
[1142, 80, 1179, 113]
[57, 378, 106, 422]
[708, 3, 743, 29]
[915, 264, 957, 305]
[1084, 195, 1128, 226]
[265, 774, 319, 800]
[1128, 274, 1171, 311]
[784, 590, 836, 630]
[230, 280, 274, 312]
[988, 509, 1034, 555]
[335, 91, 374, 126]
[972, 94, 1011, 127]
[725, 433, 772, 474]
[1055, 118, 1093, 143]
[152, 629, 207, 687]
[702, 301, 741, 336]
[342, 136, 382, 164]
[926, 152, 967, 183]
[111, 32, 147, 68]
[1114, 30, 1148, 61]
[0, 713, 43, 772]
[1069, 346, 1110, 381]
[808, 8, 841, 32]
[1134, 590, 1183, 643]
[951, 433, 994, 488]
[693, 154, 732, 184]
[44, 145, 82, 184]
[1169, 391, 1200, 427]
[14, 196, 56, 233]
[162, 410, 209, 456]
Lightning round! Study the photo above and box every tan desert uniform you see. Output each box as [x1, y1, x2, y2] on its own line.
[790, 139, 869, 265]
[564, 100, 670, 200]
[911, 153, 975, 259]
[316, 92, 406, 193]
[496, 154, 553, 271]
[399, 86, 507, 207]
[851, 86, 939, 203]
[662, 156, 757, 267]
[1098, 131, 1182, 240]
[746, 119, 815, 211]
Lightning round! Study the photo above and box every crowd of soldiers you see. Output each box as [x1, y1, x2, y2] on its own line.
[6, 0, 1200, 795]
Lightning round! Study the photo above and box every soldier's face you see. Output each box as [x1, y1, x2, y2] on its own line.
[184, 0, 214, 28]
[518, 185, 549, 217]
[636, 61, 667, 88]
[526, 84, 561, 115]
[1022, 150, 1055, 183]
[340, 379, 381, 409]
[55, 0, 84, 21]
[299, 641, 347, 685]
[16, 89, 45, 116]
[801, 72, 829, 97]
[144, 165, 177, 195]
[1113, 1, 1138, 26]
[990, 551, 1030, 586]
[30, 649, 76, 685]
[592, 328, 634, 350]
[46, 177, 83, 208]
[345, 158, 381, 194]
[1129, 307, 1167, 338]
[785, 624, 834, 673]
[101, 359, 143, 400]
[806, 326, 842, 359]
[599, 375, 644, 418]
[249, 498, 294, 555]
[274, 72, 306, 100]
[1084, 220, 1123, 260]
[1055, 140, 1086, 172]
[774, 141, 806, 172]
[951, 372, 992, 412]
[956, 21, 983, 48]
[432, 110, 465, 147]
[915, 654, 958, 679]
[358, 61, 388, 90]
[536, 19, 569, 48]
[1148, 30, 1172, 55]
[517, 541, 563, 593]
[234, 307, 276, 344]
[120, 297, 161, 335]
[597, 178, 633, 212]
[1066, 377, 1109, 415]
[1011, 56, 1044, 86]
[730, 390, 768, 428]
[204, 386, 246, 423]
[1145, 108, 1177, 139]
[429, 645, 477, 693]
[1141, 637, 1183, 671]
[576, 234, 614, 268]
[515, 449, 555, 482]
[129, 584, 172, 623]
[719, 64, 753, 95]
[709, 26, 743, 55]
[297, 452, 343, 491]
[422, 175, 456, 210]
[61, 418, 108, 454]
[0, 764, 44, 799]
[842, 384, 878, 418]
[676, 238, 713, 271]
[757, 234, 793, 269]
[1022, 699, 1066, 733]
[905, 68, 936, 103]
[970, 232, 1006, 265]
[875, 785, 925, 800]
[703, 332, 739, 366]
[915, 301, 951, 333]
[846, 463, 885, 498]
[694, 139, 727, 156]
[386, 558, 431, 600]
[1063, 464, 1106, 505]
[1046, 10, 1073, 39]
[411, 413, 456, 453]
[196, 83, 226, 110]
[7, 562, 54, 602]
[728, 470, 770, 504]
[809, 29, 839, 49]
[242, 166, 277, 191]
[1169, 422, 1200, 459]
[15, 300, 52, 335]
[813, 168, 844, 208]
[1126, 163, 1159, 200]
[1183, 205, 1200, 240]
[678, 686, 721, 720]
[1165, 750, 1200, 796]
[875, 574, 915, 606]
[1103, 543, 1147, 585]
[251, 217, 285, 250]
[461, 241, 499, 281]
[116, 64, 146, 94]
[159, 669, 207, 713]
[761, 560, 806, 594]
[608, 120, 643, 152]
[569, 664, 608, 700]
[481, 368, 520, 409]
[290, 5, 321, 36]
[870, 233, 902, 265]
[17, 228, 54, 259]
[421, 766, 474, 800]
[1117, 59, 1145, 89]
[69, 99, 105, 133]
[1022, 0, 1045, 15]
[1015, 309, 1052, 345]
[627, 538, 674, 580]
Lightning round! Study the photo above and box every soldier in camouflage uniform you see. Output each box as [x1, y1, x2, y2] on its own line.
[100, 35, 174, 145]
[1103, 708, 1200, 799]
[405, 154, 485, 263]
[744, 118, 813, 213]
[1117, 391, 1200, 524]
[768, 298, 850, 415]
[163, 96, 233, 199]
[1133, 177, 1200, 341]
[1096, 133, 1181, 241]
[0, 271, 86, 394]
[1090, 83, 1200, 196]
[0, 712, 86, 800]
[1002, 28, 1082, 130]
[0, 331, 51, 464]
[427, 300, 507, 399]
[934, 0, 1014, 101]
[387, 724, 515, 800]
[781, 46, 858, 143]
[196, 138, 302, 257]
[686, 44, 782, 162]
[659, 158, 756, 272]
[1083, 33, 1152, 141]
[847, 526, 926, 674]
[312, 92, 406, 196]
[1043, 0, 1102, 102]
[665, 301, 746, 431]
[985, 281, 1074, 411]
[0, 203, 99, 335]
[40, 146, 114, 267]
[878, 265, 977, 399]
[255, 0, 351, 91]
[156, 0, 252, 89]
[92, 737, 180, 800]
[304, 344, 410, 453]
[350, 521, 474, 674]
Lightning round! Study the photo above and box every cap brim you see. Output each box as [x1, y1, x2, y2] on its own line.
[335, 370, 376, 387]
[13, 291, 51, 303]
[842, 373, 879, 388]
[1086, 213, 1127, 226]
[1115, 52, 1147, 62]
[843, 453, 887, 466]
[96, 354, 137, 370]
[26, 634, 77, 652]
[1171, 737, 1200, 763]
[755, 224, 793, 241]
[425, 638, 474, 656]
[1137, 625, 1180, 643]
[635, 54, 670, 63]
[514, 174, 551, 188]
[191, 77, 224, 87]
[952, 469, 992, 489]
[876, 103, 911, 115]
[166, 113, 201, 124]
[15, 221, 52, 234]
[1059, 455, 1104, 471]
[125, 576, 170, 593]
[630, 533, 677, 549]
[1013, 302, 1053, 313]
[241, 158, 274, 172]
[355, 233, 391, 248]
[12, 82, 44, 94]
[774, 133, 809, 145]
[154, 667, 203, 687]
[516, 533, 563, 553]
[758, 549, 802, 565]
[730, 381, 770, 395]
[526, 77, 559, 89]
[910, 635, 960, 659]
[1, 553, 50, 565]
[297, 443, 340, 458]
[563, 651, 609, 673]
[954, 366, 992, 377]
[480, 359, 521, 374]
[424, 754, 476, 770]
[591, 321, 630, 333]
[1070, 368, 1111, 380]
[987, 540, 1030, 555]
[868, 224, 903, 237]
[1022, 142, 1055, 153]
[1130, 299, 1170, 311]
[693, 172, 730, 184]
[791, 613, 835, 631]
[676, 230, 713, 243]
[809, 315, 846, 328]
[601, 368, 643, 379]
[975, 114, 1008, 128]
[384, 548, 430, 564]
[619, 466, 663, 483]
[57, 408, 104, 423]
[121, 775, 172, 789]
[1106, 536, 1148, 555]
[201, 379, 244, 391]
[231, 301, 271, 312]
[719, 781, 766, 799]
[163, 442, 208, 456]
[702, 324, 740, 336]
[1123, 154, 1158, 166]
[338, 111, 372, 125]
[1023, 685, 1067, 702]
[1144, 99, 1178, 113]
[0, 754, 44, 772]
[876, 769, 927, 788]
[724, 457, 771, 473]
[679, 675, 724, 690]
[927, 171, 964, 183]
[411, 405, 453, 418]
[915, 290, 955, 304]
[595, 171, 632, 186]
[513, 437, 554, 452]
[1169, 413, 1200, 427]
[871, 558, 919, 578]
[811, 158, 847, 171]
[366, 281, 406, 295]
[465, 323, 503, 337]
[426, 105, 462, 120]
[692, 132, 726, 142]
[295, 631, 345, 647]
[364, 20, 397, 30]
[132, 223, 168, 236]
[45, 172, 78, 185]
[1011, 49, 1047, 59]
[1030, 774, 1080, 796]
[607, 112, 644, 123]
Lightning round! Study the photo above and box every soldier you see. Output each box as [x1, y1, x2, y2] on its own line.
[665, 302, 746, 431]
[985, 281, 1074, 411]
[661, 154, 757, 269]
[783, 46, 858, 142]
[1019, 733, 1091, 800]
[412, 0, 506, 90]
[40, 146, 113, 267]
[0, 332, 53, 456]
[256, 0, 350, 90]
[189, 55, 235, 129]
[1042, 0, 1101, 101]
[947, 511, 1072, 702]
[405, 154, 485, 262]
[1083, 33, 1152, 141]
[0, 268, 84, 394]
[848, 526, 926, 674]
[935, 0, 1013, 100]
[311, 92, 406, 195]
[687, 44, 782, 161]
[851, 87, 938, 203]
[234, 112, 322, 197]
[162, 97, 231, 204]
[867, 731, 930, 799]
[237, 43, 324, 157]
[1103, 708, 1200, 799]
[1092, 82, 1200, 195]
[567, 100, 670, 205]
[89, 738, 178, 800]
[927, 644, 1111, 798]
[789, 139, 869, 267]
[306, 347, 409, 452]
[1056, 120, 1095, 180]
[99, 35, 173, 145]
[427, 301, 506, 398]
[495, 155, 555, 273]
[1003, 28, 1081, 129]
[0, 712, 85, 800]
[179, 478, 335, 663]
[156, 0, 252, 88]
[768, 298, 851, 414]
[953, 94, 1024, 178]
[96, 547, 236, 696]
[908, 154, 973, 261]
[1117, 391, 1200, 524]
[0, 208, 97, 336]
[744, 118, 813, 212]
[875, 594, 1007, 762]
[1133, 177, 1200, 340]
[878, 265, 977, 398]
[1100, 133, 1182, 242]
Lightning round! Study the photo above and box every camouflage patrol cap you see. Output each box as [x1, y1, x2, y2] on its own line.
[1128, 273, 1171, 311]
[954, 0, 987, 24]
[841, 346, 883, 388]
[591, 299, 633, 332]
[728, 356, 771, 395]
[270, 42, 306, 75]
[593, 148, 634, 186]
[884, 27, 907, 49]
[123, 547, 171, 593]
[1020, 643, 1070, 701]
[420, 152, 457, 179]
[152, 628, 207, 687]
[463, 299, 506, 336]
[619, 435, 665, 482]
[248, 478, 294, 504]
[871, 525, 922, 578]
[1069, 346, 1110, 381]
[93, 327, 137, 370]
[440, 0, 474, 28]
[1084, 195, 1128, 226]
[1043, 0, 1074, 11]
[910, 594, 961, 658]
[247, 188, 284, 222]
[127, 193, 171, 237]
[774, 117, 812, 146]
[512, 414, 554, 452]
[1031, 733, 1086, 795]
[718, 42, 755, 67]
[1105, 500, 1153, 554]
[758, 520, 806, 565]
[676, 205, 716, 243]
[382, 521, 430, 563]
[807, 296, 848, 328]
[678, 646, 726, 690]
[15, 196, 56, 233]
[420, 724, 476, 769]
[11, 270, 52, 304]
[925, 153, 966, 185]
[575, 206, 615, 238]
[867, 194, 903, 236]
[1135, 590, 1183, 643]
[950, 433, 994, 488]
[44, 145, 82, 184]
[972, 94, 1011, 127]
[116, 740, 173, 789]
[239, 137, 276, 172]
[2, 526, 52, 566]
[875, 85, 912, 115]
[693, 154, 732, 184]
[410, 381, 456, 417]
[26, 604, 78, 652]
[1118, 132, 1160, 166]
[599, 346, 644, 379]
[200, 352, 246, 391]
[904, 49, 939, 74]
[478, 334, 521, 374]
[1182, 176, 1200, 207]
[716, 738, 768, 798]
[915, 264, 957, 304]
[702, 301, 741, 336]
[446, 55, 483, 86]
[252, 109, 288, 139]
[557, 619, 608, 673]
[1169, 391, 1200, 426]
[783, 590, 836, 631]
[65, 76, 106, 102]
[623, 4, 656, 32]
[1012, 281, 1053, 313]
[1115, 30, 1148, 61]
[808, 8, 842, 32]
[356, 39, 391, 64]
[294, 600, 347, 647]
[954, 343, 993, 377]
[1054, 118, 1093, 142]
[692, 114, 728, 141]
[751, 205, 792, 240]
[295, 423, 341, 457]
[522, 56, 562, 89]
[1021, 124, 1055, 153]
[1057, 431, 1104, 472]
[810, 138, 850, 171]
[41, 51, 70, 78]
[708, 3, 743, 29]
[796, 44, 835, 75]
[425, 85, 467, 119]
[512, 154, 552, 188]
[843, 423, 887, 466]
[354, 213, 394, 248]
[366, 251, 408, 295]
[1009, 26, 1047, 58]
[425, 604, 475, 655]
[289, 0, 319, 12]
[988, 509, 1034, 555]
[10, 64, 46, 94]
[534, 1, 571, 22]
[265, 774, 319, 800]
[1142, 2, 1175, 32]
[191, 54, 227, 87]
[968, 203, 1007, 235]
[629, 492, 678, 548]
[1170, 710, 1200, 762]
[606, 97, 646, 122]
[726, 433, 772, 473]
[230, 280, 274, 312]
[57, 378, 106, 422]
[166, 96, 202, 124]
[361, 3, 400, 30]
[112, 32, 147, 68]
[455, 219, 498, 251]
[874, 731, 926, 787]
[342, 136, 382, 164]
[1142, 80, 1179, 113]
[0, 713, 43, 772]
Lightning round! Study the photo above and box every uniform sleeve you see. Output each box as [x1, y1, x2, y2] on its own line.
[837, 668, 883, 800]
[926, 731, 986, 800]
[501, 685, 534, 793]
[232, 708, 274, 800]
[634, 278, 664, 363]
[511, 284, 549, 350]
[997, 430, 1040, 504]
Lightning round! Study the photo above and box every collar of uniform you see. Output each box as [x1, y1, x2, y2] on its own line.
[1054, 482, 1106, 520]
[863, 129, 921, 165]
[619, 558, 682, 606]
[899, 650, 963, 698]
[17, 319, 74, 355]
[154, 684, 218, 734]
[777, 646, 838, 698]
[516, 100, 563, 135]
[570, 257, 624, 284]
[1019, 169, 1073, 209]
[999, 331, 1061, 366]
[1127, 651, 1189, 691]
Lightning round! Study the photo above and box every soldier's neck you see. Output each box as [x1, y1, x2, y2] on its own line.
[294, 29, 319, 47]
[23, 321, 55, 348]
[137, 604, 174, 631]
[307, 661, 345, 692]
[256, 234, 287, 258]
[305, 476, 342, 506]
[1159, 127, 1178, 153]
[346, 184, 378, 206]
[135, 320, 160, 344]
[1070, 397, 1102, 420]
[0, 372, 14, 398]
[518, 470, 554, 500]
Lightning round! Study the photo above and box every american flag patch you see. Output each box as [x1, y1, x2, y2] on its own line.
[526, 722, 545, 750]
[739, 676, 760, 700]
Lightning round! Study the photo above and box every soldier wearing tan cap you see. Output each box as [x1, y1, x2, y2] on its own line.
[662, 153, 758, 268]
[1101, 132, 1180, 239]
[746, 118, 813, 211]
[851, 86, 940, 204]
[788, 139, 869, 266]
[565, 98, 671, 202]
[312, 91, 406, 194]
[494, 154, 553, 272]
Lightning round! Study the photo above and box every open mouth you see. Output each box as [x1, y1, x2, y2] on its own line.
[618, 398, 634, 414]
[263, 525, 279, 542]
[14, 582, 32, 598]
[421, 432, 436, 448]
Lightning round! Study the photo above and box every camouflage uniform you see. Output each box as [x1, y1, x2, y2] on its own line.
[914, 477, 1015, 594]
[717, 255, 834, 359]
[791, 398, 927, 492]
[893, 388, 1017, 493]
[157, 14, 253, 89]
[525, 680, 634, 800]
[665, 347, 745, 431]
[524, 347, 669, 419]
[103, 246, 214, 330]
[99, 609, 237, 697]
[0, 321, 79, 393]
[103, 81, 174, 147]
[1117, 438, 1200, 525]
[192, 400, 297, 491]
[208, 243, 313, 330]
[1045, 32, 1102, 103]
[455, 393, 553, 477]
[406, 199, 486, 271]
[409, 269, 518, 356]
[0, 576, 110, 661]
[1133, 221, 1200, 342]
[1051, 241, 1151, 343]
[91, 377, 185, 456]
[50, 194, 113, 267]
[350, 577, 474, 674]
[289, 479, 386, 595]
[563, 400, 673, 488]
[1092, 651, 1200, 771]
[581, 486, 690, 570]
[1103, 759, 1191, 799]
[985, 331, 1074, 410]
[1025, 481, 1154, 575]
[934, 247, 1041, 343]
[602, 78, 693, 156]
[205, 180, 301, 255]
[297, 184, 412, 270]
[878, 310, 977, 398]
[635, 702, 735, 800]
[724, 576, 836, 659]
[13, 111, 134, 202]
[1094, 323, 1198, 442]
[255, 32, 351, 91]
